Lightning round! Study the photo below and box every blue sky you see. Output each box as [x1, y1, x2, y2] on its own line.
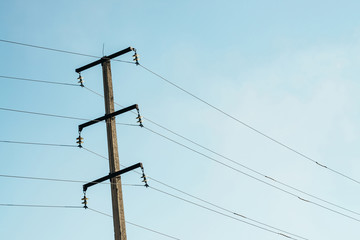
[1, 1, 360, 239]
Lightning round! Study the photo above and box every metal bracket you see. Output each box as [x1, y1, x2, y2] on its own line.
[78, 104, 139, 133]
[83, 162, 146, 192]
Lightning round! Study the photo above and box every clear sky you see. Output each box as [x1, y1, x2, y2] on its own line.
[1, 1, 360, 239]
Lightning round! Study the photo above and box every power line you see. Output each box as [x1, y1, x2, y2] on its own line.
[0, 75, 79, 86]
[0, 39, 134, 64]
[1, 65, 355, 218]
[149, 186, 305, 240]
[2, 38, 356, 186]
[0, 173, 145, 188]
[0, 169, 308, 240]
[2, 102, 358, 223]
[80, 71, 360, 218]
[0, 140, 77, 148]
[138, 64, 360, 186]
[0, 202, 178, 239]
[0, 107, 139, 126]
[142, 126, 360, 223]
[0, 203, 82, 208]
[79, 148, 316, 240]
[1, 73, 358, 227]
[88, 208, 181, 240]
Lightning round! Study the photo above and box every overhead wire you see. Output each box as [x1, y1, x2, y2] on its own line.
[0, 203, 82, 208]
[1, 87, 359, 223]
[88, 207, 181, 240]
[0, 107, 139, 127]
[1, 37, 357, 185]
[138, 64, 360, 186]
[0, 140, 77, 148]
[1, 90, 358, 222]
[78, 69, 360, 218]
[0, 173, 147, 187]
[79, 148, 309, 240]
[149, 186, 303, 240]
[142, 126, 360, 223]
[0, 39, 134, 64]
[0, 201, 178, 240]
[0, 168, 308, 240]
[0, 75, 79, 86]
[0, 40, 357, 234]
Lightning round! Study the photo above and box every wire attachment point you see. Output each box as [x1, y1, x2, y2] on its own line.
[140, 166, 149, 188]
[136, 107, 144, 128]
[77, 73, 84, 87]
[82, 192, 88, 209]
[76, 133, 83, 148]
[132, 49, 139, 65]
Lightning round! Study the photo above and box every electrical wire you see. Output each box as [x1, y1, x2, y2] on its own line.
[0, 107, 139, 126]
[149, 186, 304, 240]
[79, 148, 313, 240]
[2, 38, 356, 186]
[138, 64, 360, 186]
[2, 101, 359, 223]
[0, 200, 178, 239]
[0, 173, 145, 188]
[1, 103, 359, 223]
[1, 66, 355, 218]
[80, 76, 360, 218]
[0, 203, 82, 208]
[142, 126, 360, 223]
[0, 169, 308, 239]
[0, 75, 79, 86]
[0, 140, 77, 148]
[88, 208, 181, 240]
[0, 39, 134, 64]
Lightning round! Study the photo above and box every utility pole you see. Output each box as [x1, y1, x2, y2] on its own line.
[75, 47, 141, 240]
[102, 59, 127, 240]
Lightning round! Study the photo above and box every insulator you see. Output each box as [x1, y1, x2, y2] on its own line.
[76, 136, 84, 147]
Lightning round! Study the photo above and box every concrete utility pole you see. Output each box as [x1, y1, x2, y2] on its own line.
[102, 59, 127, 240]
[75, 47, 140, 240]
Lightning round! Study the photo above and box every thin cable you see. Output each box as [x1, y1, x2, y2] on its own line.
[0, 75, 79, 86]
[76, 96, 360, 224]
[0, 203, 82, 208]
[82, 86, 360, 217]
[143, 126, 360, 223]
[0, 173, 145, 187]
[79, 147, 314, 240]
[0, 107, 89, 121]
[6, 99, 356, 223]
[87, 207, 181, 240]
[0, 140, 77, 148]
[0, 39, 134, 64]
[150, 186, 303, 240]
[0, 107, 138, 126]
[139, 64, 360, 185]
